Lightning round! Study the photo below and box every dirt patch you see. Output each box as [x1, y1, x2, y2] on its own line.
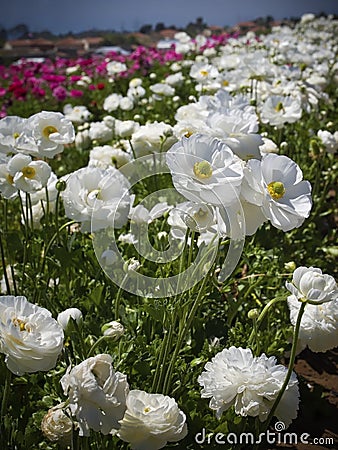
[273, 348, 338, 450]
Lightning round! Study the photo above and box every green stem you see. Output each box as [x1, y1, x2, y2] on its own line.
[162, 271, 210, 394]
[264, 301, 306, 429]
[0, 232, 11, 295]
[1, 367, 11, 444]
[114, 274, 128, 320]
[39, 220, 76, 274]
[248, 296, 286, 347]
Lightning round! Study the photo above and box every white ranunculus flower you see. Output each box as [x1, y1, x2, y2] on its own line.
[198, 346, 299, 428]
[317, 129, 338, 154]
[0, 116, 27, 155]
[118, 390, 188, 450]
[7, 153, 51, 193]
[114, 119, 140, 138]
[241, 153, 312, 232]
[63, 104, 92, 124]
[287, 296, 338, 353]
[131, 121, 177, 157]
[166, 134, 243, 206]
[57, 308, 83, 331]
[61, 354, 129, 436]
[0, 296, 64, 375]
[61, 166, 131, 232]
[41, 402, 73, 444]
[286, 266, 337, 304]
[89, 145, 131, 169]
[0, 163, 18, 199]
[88, 121, 113, 143]
[106, 61, 127, 75]
[18, 111, 75, 158]
[260, 95, 302, 128]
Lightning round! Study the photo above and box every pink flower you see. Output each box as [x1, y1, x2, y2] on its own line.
[70, 89, 83, 98]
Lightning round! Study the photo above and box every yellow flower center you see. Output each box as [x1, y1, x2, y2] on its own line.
[144, 407, 150, 413]
[274, 102, 284, 113]
[184, 131, 193, 138]
[12, 317, 31, 332]
[200, 70, 209, 77]
[267, 181, 286, 200]
[13, 132, 20, 139]
[222, 80, 229, 86]
[193, 160, 213, 179]
[22, 166, 36, 179]
[6, 174, 14, 184]
[43, 125, 58, 139]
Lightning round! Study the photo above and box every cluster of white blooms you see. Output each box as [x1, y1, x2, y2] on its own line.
[166, 133, 312, 236]
[60, 354, 187, 449]
[0, 111, 74, 202]
[286, 266, 338, 353]
[198, 346, 299, 427]
[0, 296, 64, 375]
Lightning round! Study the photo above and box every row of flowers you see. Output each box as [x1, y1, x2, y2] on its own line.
[0, 12, 337, 450]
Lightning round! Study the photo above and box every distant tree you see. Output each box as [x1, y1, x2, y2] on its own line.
[155, 22, 165, 32]
[139, 24, 152, 34]
[8, 23, 29, 39]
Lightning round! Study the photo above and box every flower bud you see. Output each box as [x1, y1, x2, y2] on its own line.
[248, 308, 259, 320]
[41, 403, 73, 444]
[57, 308, 83, 331]
[101, 321, 124, 338]
[56, 179, 67, 192]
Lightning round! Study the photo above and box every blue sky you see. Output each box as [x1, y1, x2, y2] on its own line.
[2, 0, 338, 34]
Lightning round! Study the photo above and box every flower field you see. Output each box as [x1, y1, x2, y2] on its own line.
[0, 13, 337, 450]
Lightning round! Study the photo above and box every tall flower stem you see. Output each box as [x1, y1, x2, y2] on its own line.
[162, 271, 210, 395]
[0, 368, 11, 445]
[248, 296, 286, 347]
[0, 232, 11, 295]
[264, 301, 306, 429]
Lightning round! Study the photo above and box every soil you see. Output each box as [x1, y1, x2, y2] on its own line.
[272, 347, 338, 450]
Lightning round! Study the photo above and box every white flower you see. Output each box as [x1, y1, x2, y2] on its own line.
[287, 296, 338, 353]
[0, 162, 18, 199]
[61, 166, 131, 232]
[260, 95, 302, 128]
[118, 390, 188, 450]
[189, 62, 219, 84]
[114, 119, 140, 139]
[89, 121, 113, 143]
[0, 295, 64, 375]
[131, 122, 177, 157]
[241, 153, 312, 231]
[198, 346, 299, 428]
[61, 354, 129, 436]
[120, 97, 134, 111]
[89, 145, 131, 169]
[41, 403, 73, 444]
[75, 129, 91, 150]
[0, 116, 27, 155]
[103, 93, 122, 112]
[57, 308, 83, 331]
[286, 266, 337, 304]
[317, 129, 338, 153]
[129, 202, 171, 224]
[150, 83, 175, 98]
[18, 111, 75, 158]
[166, 134, 243, 206]
[63, 104, 91, 124]
[106, 61, 127, 75]
[7, 153, 51, 193]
